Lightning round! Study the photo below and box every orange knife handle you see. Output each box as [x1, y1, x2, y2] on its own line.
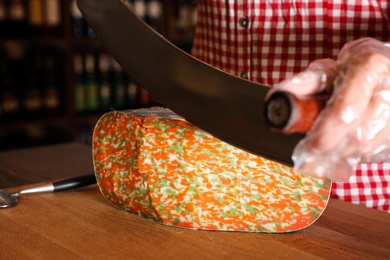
[264, 91, 329, 134]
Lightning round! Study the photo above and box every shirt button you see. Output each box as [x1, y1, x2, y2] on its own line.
[239, 17, 249, 28]
[240, 71, 248, 79]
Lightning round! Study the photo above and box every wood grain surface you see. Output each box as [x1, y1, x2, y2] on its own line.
[0, 143, 389, 259]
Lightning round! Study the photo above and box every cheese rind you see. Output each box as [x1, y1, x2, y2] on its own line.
[92, 108, 331, 232]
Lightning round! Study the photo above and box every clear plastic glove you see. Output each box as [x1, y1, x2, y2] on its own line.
[271, 37, 390, 181]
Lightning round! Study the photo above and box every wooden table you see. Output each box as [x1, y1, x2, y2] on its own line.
[1, 143, 389, 259]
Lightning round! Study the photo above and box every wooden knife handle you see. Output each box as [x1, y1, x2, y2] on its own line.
[264, 91, 329, 134]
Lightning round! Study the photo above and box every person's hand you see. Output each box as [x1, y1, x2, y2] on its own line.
[272, 37, 390, 181]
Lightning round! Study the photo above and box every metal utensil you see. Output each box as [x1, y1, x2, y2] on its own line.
[0, 174, 96, 208]
[77, 0, 304, 166]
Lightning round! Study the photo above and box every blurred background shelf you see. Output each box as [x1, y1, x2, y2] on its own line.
[0, 0, 197, 150]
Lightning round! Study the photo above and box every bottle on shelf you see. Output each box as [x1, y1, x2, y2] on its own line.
[0, 43, 22, 121]
[70, 0, 95, 38]
[145, 0, 163, 31]
[84, 52, 99, 112]
[43, 0, 62, 36]
[23, 44, 44, 118]
[43, 46, 62, 116]
[109, 57, 127, 110]
[0, 0, 8, 35]
[181, 1, 197, 50]
[124, 73, 139, 109]
[70, 0, 86, 38]
[73, 53, 86, 113]
[27, 0, 44, 36]
[8, 0, 27, 37]
[97, 52, 111, 112]
[133, 0, 147, 20]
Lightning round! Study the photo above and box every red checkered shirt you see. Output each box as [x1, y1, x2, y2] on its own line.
[191, 0, 390, 212]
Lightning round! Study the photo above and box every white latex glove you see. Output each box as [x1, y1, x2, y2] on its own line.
[271, 37, 390, 181]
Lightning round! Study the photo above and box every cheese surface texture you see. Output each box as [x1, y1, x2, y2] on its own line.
[92, 108, 331, 233]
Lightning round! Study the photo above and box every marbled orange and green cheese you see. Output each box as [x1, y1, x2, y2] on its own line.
[92, 108, 331, 233]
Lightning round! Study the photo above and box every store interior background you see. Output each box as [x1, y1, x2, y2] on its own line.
[0, 0, 197, 150]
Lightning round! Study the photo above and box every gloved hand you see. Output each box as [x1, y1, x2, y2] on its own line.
[270, 37, 390, 181]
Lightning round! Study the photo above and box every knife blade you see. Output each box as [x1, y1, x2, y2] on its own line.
[77, 0, 305, 166]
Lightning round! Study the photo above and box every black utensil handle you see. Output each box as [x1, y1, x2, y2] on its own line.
[53, 174, 96, 192]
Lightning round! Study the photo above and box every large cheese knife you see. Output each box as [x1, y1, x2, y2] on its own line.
[77, 0, 305, 166]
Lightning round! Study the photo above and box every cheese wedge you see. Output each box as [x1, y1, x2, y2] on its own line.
[92, 107, 331, 232]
